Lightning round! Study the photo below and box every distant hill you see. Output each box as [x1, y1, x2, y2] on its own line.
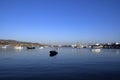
[0, 39, 47, 46]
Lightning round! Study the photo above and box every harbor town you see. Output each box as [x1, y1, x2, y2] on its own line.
[0, 39, 120, 49]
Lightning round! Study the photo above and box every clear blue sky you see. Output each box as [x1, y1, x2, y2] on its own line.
[0, 0, 120, 44]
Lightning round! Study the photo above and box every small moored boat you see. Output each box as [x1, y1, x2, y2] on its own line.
[27, 46, 35, 49]
[49, 50, 58, 57]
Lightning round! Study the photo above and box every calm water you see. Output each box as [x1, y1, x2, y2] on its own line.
[0, 47, 120, 80]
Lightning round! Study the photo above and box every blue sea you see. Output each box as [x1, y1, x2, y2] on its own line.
[0, 47, 120, 80]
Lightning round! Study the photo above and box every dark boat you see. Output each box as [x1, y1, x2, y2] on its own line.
[27, 46, 35, 49]
[49, 50, 58, 57]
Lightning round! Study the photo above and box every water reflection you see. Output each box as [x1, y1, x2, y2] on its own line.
[14, 49, 23, 53]
[100, 49, 120, 55]
[49, 53, 58, 57]
[91, 49, 101, 53]
[116, 49, 120, 54]
[0, 47, 120, 80]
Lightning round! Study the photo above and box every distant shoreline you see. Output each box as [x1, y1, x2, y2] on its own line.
[0, 39, 47, 46]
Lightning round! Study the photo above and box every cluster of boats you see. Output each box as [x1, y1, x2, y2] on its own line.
[0, 45, 59, 57]
[0, 45, 45, 50]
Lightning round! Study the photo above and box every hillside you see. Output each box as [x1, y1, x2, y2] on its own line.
[0, 39, 46, 46]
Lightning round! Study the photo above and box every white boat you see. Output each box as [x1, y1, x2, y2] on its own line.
[39, 47, 44, 49]
[14, 46, 23, 49]
[91, 49, 101, 53]
[1, 46, 7, 48]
